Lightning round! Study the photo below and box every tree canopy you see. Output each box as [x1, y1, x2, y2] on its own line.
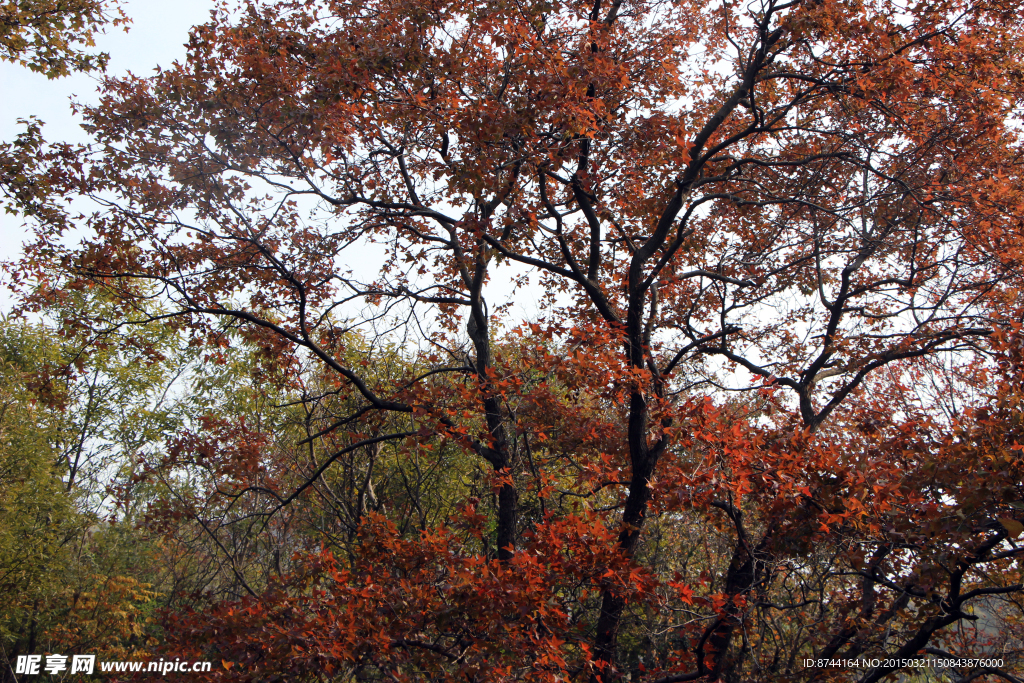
[4, 0, 1024, 680]
[0, 0, 125, 77]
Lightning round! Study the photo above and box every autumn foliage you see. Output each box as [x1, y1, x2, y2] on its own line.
[0, 0, 125, 76]
[5, 0, 1024, 680]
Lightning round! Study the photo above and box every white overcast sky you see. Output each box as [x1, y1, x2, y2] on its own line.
[0, 0, 215, 308]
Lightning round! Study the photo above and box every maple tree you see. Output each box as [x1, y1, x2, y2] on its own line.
[8, 0, 1024, 680]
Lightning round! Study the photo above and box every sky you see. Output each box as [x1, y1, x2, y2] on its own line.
[0, 0, 215, 308]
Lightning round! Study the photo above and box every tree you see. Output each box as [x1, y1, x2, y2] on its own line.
[1, 0, 126, 221]
[0, 0, 125, 77]
[138, 325, 482, 607]
[11, 0, 1024, 680]
[0, 319, 163, 682]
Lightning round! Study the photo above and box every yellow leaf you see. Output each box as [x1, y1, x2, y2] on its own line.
[999, 518, 1024, 538]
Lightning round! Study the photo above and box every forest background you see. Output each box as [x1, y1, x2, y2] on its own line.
[2, 0, 1024, 682]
